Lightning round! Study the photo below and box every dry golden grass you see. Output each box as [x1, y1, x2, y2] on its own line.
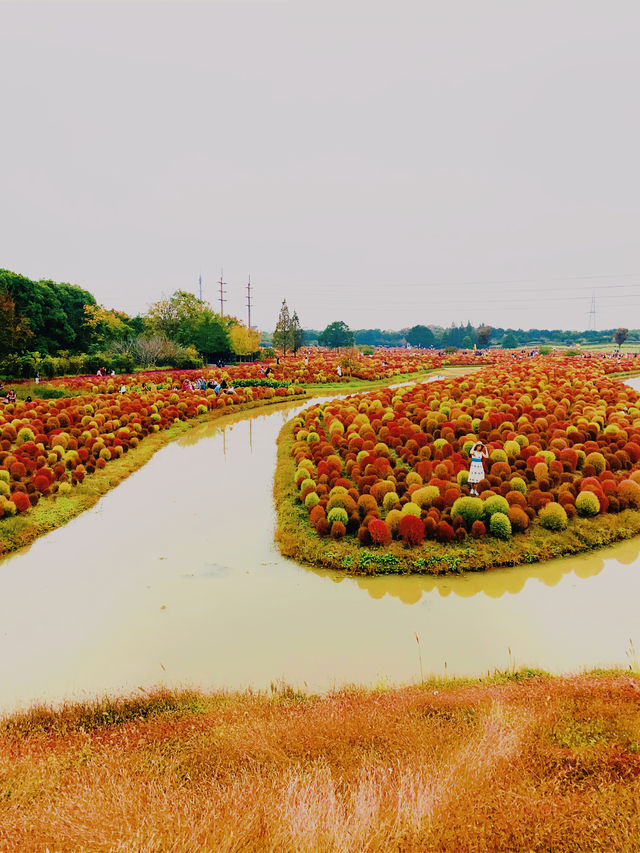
[1, 673, 640, 851]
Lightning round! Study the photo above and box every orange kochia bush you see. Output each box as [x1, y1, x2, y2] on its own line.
[289, 356, 640, 546]
[0, 384, 305, 515]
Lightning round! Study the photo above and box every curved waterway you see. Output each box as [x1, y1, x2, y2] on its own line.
[1, 376, 640, 711]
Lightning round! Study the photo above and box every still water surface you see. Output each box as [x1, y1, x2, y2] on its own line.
[1, 378, 640, 711]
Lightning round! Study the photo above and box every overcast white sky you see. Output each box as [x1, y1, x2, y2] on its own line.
[1, 1, 639, 332]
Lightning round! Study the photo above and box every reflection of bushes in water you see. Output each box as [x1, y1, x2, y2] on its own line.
[314, 533, 640, 605]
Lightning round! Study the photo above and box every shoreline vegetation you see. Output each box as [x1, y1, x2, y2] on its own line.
[1, 670, 640, 851]
[275, 418, 640, 574]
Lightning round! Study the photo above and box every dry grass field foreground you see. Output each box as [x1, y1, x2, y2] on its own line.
[2, 673, 640, 852]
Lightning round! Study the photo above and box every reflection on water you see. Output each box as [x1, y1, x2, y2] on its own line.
[0, 374, 639, 712]
[313, 535, 640, 605]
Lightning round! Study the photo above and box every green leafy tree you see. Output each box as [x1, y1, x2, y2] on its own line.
[501, 332, 519, 349]
[406, 325, 435, 348]
[273, 300, 293, 355]
[476, 325, 492, 348]
[318, 321, 355, 349]
[614, 327, 629, 347]
[291, 312, 304, 354]
[0, 290, 33, 357]
[0, 269, 96, 354]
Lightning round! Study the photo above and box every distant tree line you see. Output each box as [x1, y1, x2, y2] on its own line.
[264, 322, 640, 350]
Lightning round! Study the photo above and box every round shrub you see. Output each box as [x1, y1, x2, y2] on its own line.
[575, 490, 600, 517]
[505, 490, 527, 509]
[11, 491, 31, 513]
[618, 479, 640, 508]
[299, 477, 316, 494]
[309, 505, 326, 527]
[489, 511, 512, 539]
[315, 517, 330, 537]
[471, 520, 486, 538]
[483, 494, 509, 519]
[385, 509, 402, 537]
[450, 496, 484, 529]
[330, 521, 346, 539]
[369, 518, 392, 545]
[509, 477, 527, 494]
[357, 494, 378, 518]
[585, 452, 606, 475]
[398, 515, 425, 545]
[507, 506, 529, 532]
[357, 525, 372, 545]
[457, 469, 469, 487]
[16, 427, 36, 446]
[305, 492, 320, 509]
[412, 485, 440, 508]
[503, 440, 520, 458]
[327, 506, 349, 526]
[538, 502, 568, 531]
[400, 501, 422, 518]
[435, 521, 455, 542]
[382, 491, 400, 512]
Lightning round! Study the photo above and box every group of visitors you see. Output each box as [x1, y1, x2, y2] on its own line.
[173, 377, 235, 396]
[0, 385, 17, 405]
[96, 367, 116, 377]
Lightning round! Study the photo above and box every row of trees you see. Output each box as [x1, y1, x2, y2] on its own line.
[0, 270, 262, 376]
[271, 322, 635, 351]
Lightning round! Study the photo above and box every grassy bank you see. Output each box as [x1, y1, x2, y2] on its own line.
[0, 394, 309, 559]
[303, 365, 478, 395]
[275, 419, 640, 575]
[1, 671, 639, 851]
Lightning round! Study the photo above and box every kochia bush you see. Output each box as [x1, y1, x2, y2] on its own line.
[538, 502, 568, 531]
[575, 491, 600, 517]
[489, 511, 512, 539]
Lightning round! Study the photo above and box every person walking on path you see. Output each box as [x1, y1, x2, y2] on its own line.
[468, 441, 488, 495]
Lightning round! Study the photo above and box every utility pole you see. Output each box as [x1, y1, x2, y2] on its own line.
[247, 275, 252, 330]
[218, 269, 227, 316]
[587, 292, 597, 331]
[198, 273, 202, 301]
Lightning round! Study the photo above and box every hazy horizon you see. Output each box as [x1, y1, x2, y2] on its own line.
[2, 1, 639, 333]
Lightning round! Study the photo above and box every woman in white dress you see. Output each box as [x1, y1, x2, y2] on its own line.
[468, 441, 488, 495]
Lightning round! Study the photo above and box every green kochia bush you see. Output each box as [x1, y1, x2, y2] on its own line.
[538, 502, 568, 531]
[489, 511, 512, 539]
[327, 507, 349, 526]
[451, 496, 484, 528]
[575, 491, 600, 517]
[509, 477, 527, 494]
[483, 495, 509, 520]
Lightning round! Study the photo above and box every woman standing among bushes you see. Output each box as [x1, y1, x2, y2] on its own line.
[468, 441, 488, 496]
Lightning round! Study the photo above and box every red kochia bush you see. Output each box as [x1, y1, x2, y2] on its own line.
[471, 520, 486, 538]
[436, 521, 455, 542]
[368, 519, 392, 545]
[11, 491, 31, 513]
[398, 515, 425, 545]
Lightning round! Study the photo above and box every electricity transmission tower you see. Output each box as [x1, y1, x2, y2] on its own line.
[587, 293, 597, 331]
[247, 276, 253, 330]
[218, 269, 227, 316]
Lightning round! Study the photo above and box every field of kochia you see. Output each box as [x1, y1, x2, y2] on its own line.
[282, 355, 640, 571]
[2, 349, 640, 573]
